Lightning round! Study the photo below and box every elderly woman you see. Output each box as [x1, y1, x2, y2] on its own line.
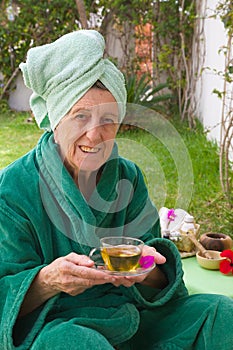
[0, 30, 233, 350]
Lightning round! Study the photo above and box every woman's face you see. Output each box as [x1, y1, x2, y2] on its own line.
[54, 87, 119, 173]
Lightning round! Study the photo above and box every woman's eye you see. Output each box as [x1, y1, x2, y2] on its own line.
[75, 113, 88, 120]
[102, 117, 116, 125]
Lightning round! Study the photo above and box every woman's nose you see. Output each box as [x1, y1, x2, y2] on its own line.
[85, 123, 102, 141]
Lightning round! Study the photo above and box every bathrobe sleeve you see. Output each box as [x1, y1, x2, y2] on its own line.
[0, 152, 62, 349]
[0, 194, 59, 349]
[123, 237, 189, 308]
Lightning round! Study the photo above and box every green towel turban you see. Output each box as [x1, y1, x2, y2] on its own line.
[19, 30, 127, 131]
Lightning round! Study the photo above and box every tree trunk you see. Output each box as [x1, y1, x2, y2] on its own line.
[75, 0, 88, 29]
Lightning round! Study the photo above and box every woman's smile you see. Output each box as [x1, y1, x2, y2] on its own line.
[79, 145, 101, 153]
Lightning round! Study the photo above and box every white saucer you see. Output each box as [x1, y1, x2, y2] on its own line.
[99, 263, 156, 276]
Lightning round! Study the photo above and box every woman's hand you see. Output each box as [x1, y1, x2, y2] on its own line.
[19, 252, 117, 317]
[141, 245, 166, 265]
[40, 252, 117, 296]
[109, 246, 167, 289]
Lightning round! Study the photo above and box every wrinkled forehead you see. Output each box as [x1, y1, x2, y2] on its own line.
[67, 88, 119, 116]
[55, 88, 119, 129]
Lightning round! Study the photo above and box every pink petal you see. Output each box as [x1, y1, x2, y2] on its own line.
[139, 255, 154, 268]
[167, 209, 176, 221]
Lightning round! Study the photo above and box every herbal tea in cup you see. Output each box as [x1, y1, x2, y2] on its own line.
[89, 236, 144, 272]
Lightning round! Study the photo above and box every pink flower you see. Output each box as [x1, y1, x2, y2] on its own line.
[166, 208, 176, 229]
[139, 255, 154, 268]
[220, 249, 233, 275]
[167, 209, 176, 222]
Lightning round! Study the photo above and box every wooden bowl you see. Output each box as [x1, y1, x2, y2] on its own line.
[199, 233, 233, 252]
[196, 250, 226, 270]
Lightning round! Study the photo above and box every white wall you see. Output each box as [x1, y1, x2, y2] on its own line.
[196, 0, 229, 143]
[8, 73, 32, 111]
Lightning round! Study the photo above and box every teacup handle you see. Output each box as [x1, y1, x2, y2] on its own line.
[89, 248, 105, 266]
[89, 248, 98, 258]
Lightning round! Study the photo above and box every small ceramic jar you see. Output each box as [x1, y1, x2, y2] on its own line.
[177, 215, 196, 252]
[180, 215, 196, 234]
[199, 232, 233, 252]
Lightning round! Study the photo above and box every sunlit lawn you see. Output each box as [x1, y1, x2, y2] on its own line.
[0, 110, 42, 167]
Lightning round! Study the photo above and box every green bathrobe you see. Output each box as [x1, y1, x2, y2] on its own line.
[0, 132, 233, 350]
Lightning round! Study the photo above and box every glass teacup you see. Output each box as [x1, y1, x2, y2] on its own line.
[89, 236, 144, 272]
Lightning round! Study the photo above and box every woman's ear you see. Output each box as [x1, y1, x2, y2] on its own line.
[53, 128, 59, 144]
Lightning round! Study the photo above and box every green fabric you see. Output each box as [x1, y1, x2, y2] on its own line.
[182, 257, 233, 297]
[119, 293, 233, 350]
[0, 132, 233, 350]
[19, 30, 126, 131]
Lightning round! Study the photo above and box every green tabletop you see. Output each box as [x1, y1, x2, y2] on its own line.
[182, 257, 232, 298]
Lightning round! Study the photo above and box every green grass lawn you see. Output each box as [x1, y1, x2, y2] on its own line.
[0, 108, 43, 167]
[0, 106, 232, 238]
